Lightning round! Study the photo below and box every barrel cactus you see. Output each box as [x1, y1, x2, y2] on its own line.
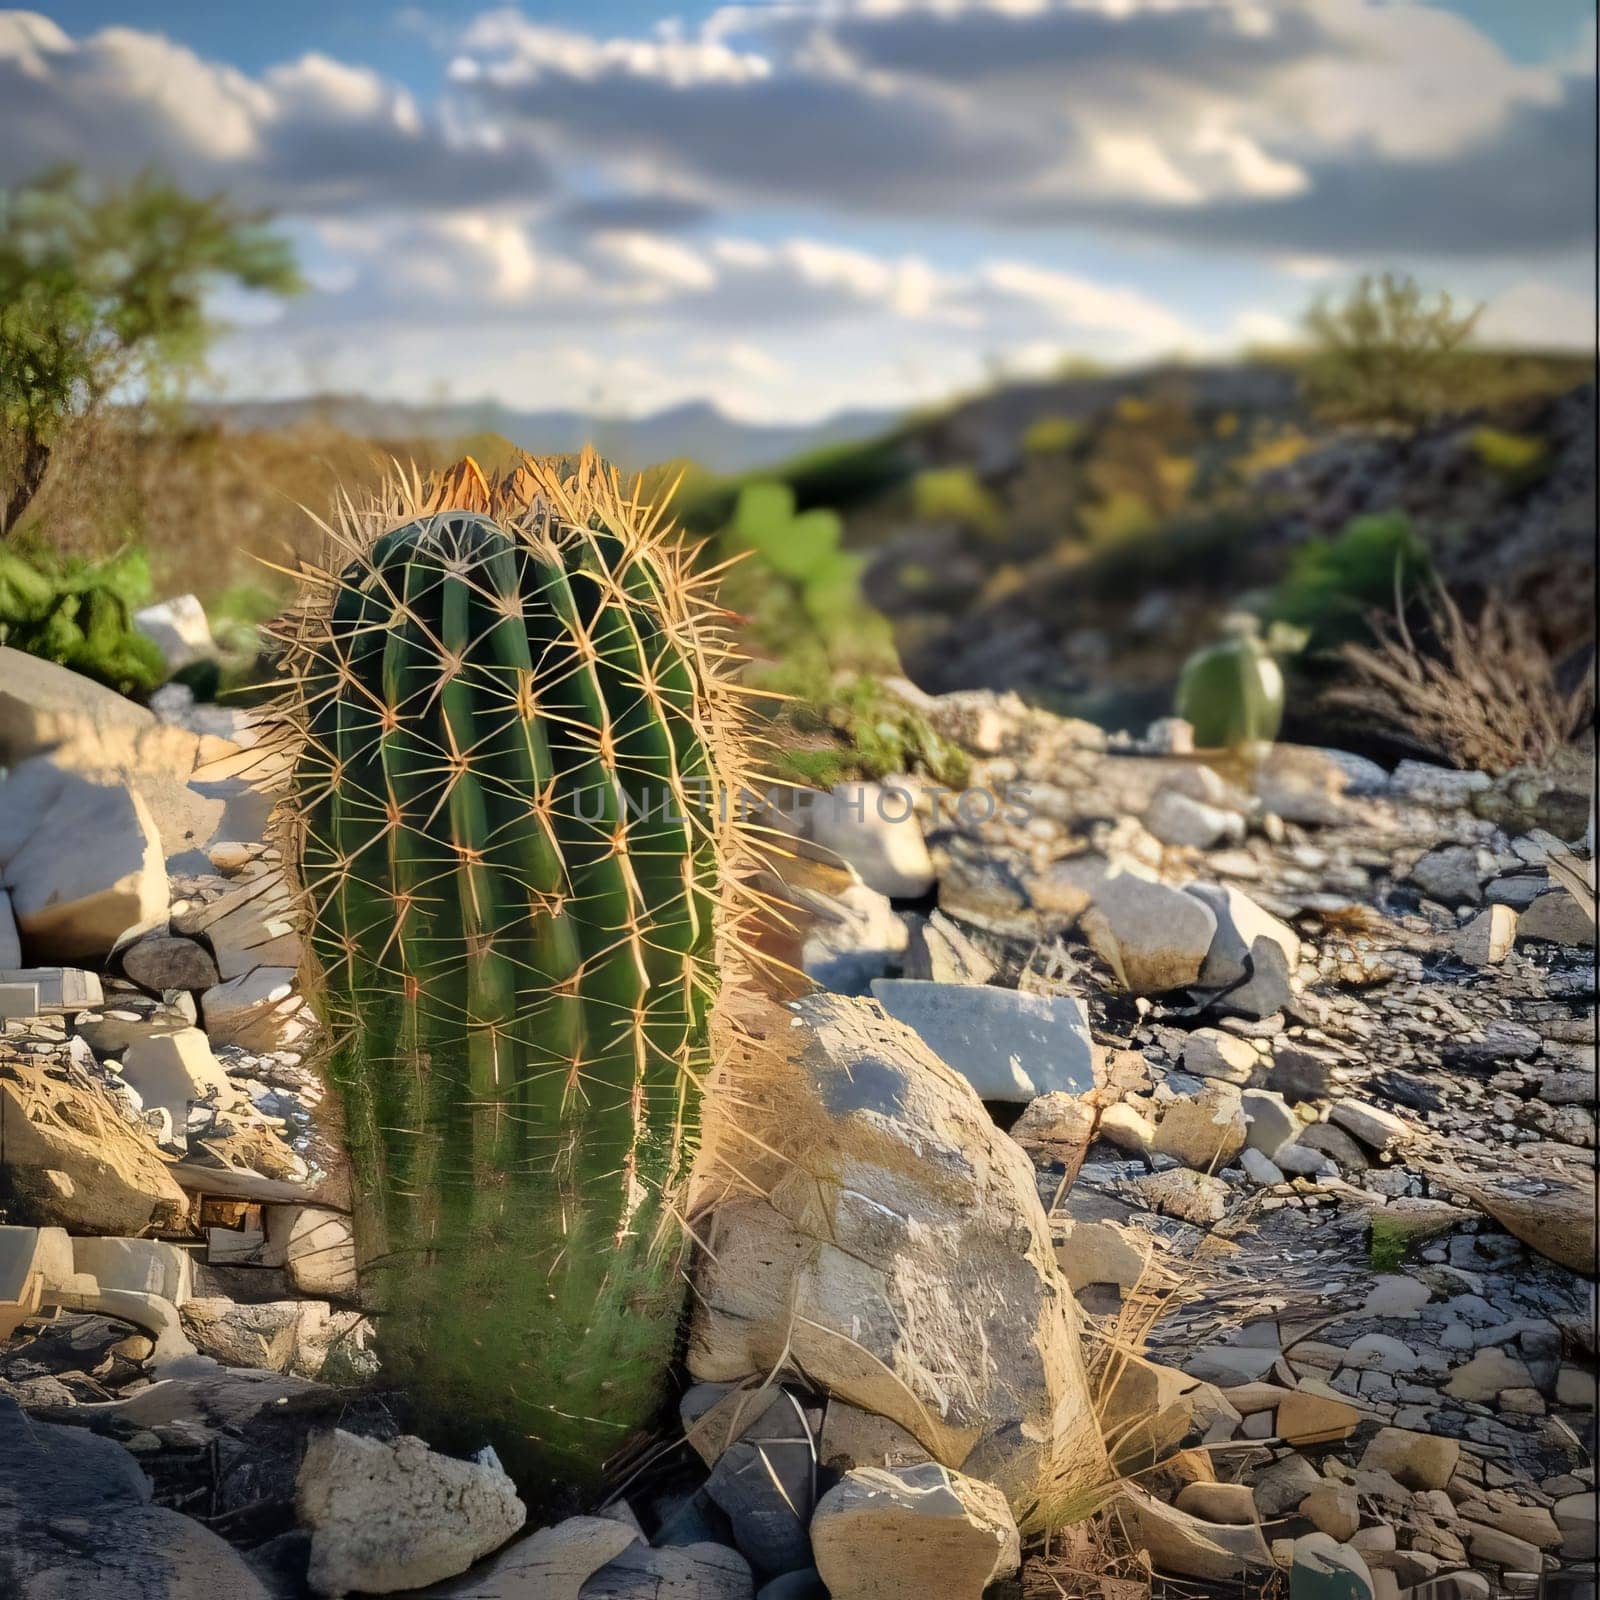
[1176, 617, 1302, 751]
[273, 452, 753, 1498]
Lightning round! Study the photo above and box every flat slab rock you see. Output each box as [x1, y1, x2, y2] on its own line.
[868, 979, 1097, 1102]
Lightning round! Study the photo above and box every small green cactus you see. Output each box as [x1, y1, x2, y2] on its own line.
[1176, 616, 1303, 750]
[274, 453, 752, 1498]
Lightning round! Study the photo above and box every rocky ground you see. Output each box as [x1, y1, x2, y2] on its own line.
[0, 641, 1594, 1599]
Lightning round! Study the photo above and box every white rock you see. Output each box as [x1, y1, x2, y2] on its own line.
[869, 979, 1097, 1102]
[69, 1236, 193, 1307]
[808, 780, 935, 899]
[1452, 904, 1518, 966]
[1076, 860, 1219, 993]
[690, 993, 1105, 1515]
[297, 1430, 526, 1596]
[410, 1516, 638, 1600]
[1054, 1219, 1147, 1291]
[1182, 1028, 1258, 1084]
[264, 1206, 358, 1298]
[173, 871, 301, 982]
[1241, 1089, 1299, 1157]
[1329, 1099, 1414, 1153]
[810, 1463, 1019, 1600]
[133, 594, 215, 672]
[119, 1028, 238, 1142]
[1119, 1488, 1272, 1581]
[1153, 1082, 1247, 1171]
[182, 1296, 370, 1380]
[201, 967, 308, 1050]
[1146, 789, 1244, 850]
[1099, 1101, 1156, 1153]
[1185, 883, 1300, 1018]
[0, 758, 167, 963]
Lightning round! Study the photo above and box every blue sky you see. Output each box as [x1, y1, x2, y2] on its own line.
[3, 2, 1594, 420]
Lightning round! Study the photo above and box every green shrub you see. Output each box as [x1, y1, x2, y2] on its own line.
[910, 466, 1004, 538]
[1079, 489, 1159, 547]
[1302, 273, 1482, 426]
[1022, 415, 1084, 456]
[1470, 426, 1548, 487]
[1267, 511, 1431, 650]
[0, 544, 165, 693]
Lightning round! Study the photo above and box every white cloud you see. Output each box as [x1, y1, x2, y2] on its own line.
[1476, 281, 1598, 349]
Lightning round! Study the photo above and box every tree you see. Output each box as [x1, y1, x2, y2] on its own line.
[0, 169, 301, 535]
[1302, 272, 1482, 427]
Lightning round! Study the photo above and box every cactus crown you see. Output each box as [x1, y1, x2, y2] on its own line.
[267, 450, 763, 1493]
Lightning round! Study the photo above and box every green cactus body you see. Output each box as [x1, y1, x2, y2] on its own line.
[1176, 629, 1285, 749]
[280, 455, 742, 1500]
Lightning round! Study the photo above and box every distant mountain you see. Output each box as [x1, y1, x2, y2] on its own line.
[200, 394, 900, 475]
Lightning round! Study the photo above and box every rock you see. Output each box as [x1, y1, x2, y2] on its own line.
[808, 781, 935, 899]
[579, 1540, 754, 1598]
[1297, 1122, 1370, 1172]
[296, 1430, 526, 1596]
[1242, 1088, 1299, 1156]
[0, 1395, 269, 1599]
[1182, 1028, 1258, 1084]
[1241, 1147, 1284, 1184]
[1328, 1100, 1414, 1153]
[1186, 883, 1300, 1018]
[1098, 1101, 1155, 1153]
[1252, 1455, 1324, 1519]
[1278, 1390, 1362, 1446]
[201, 967, 308, 1051]
[0, 888, 20, 969]
[900, 910, 995, 985]
[1407, 846, 1486, 907]
[1454, 1160, 1598, 1275]
[1390, 761, 1490, 810]
[818, 1402, 931, 1474]
[1254, 746, 1363, 826]
[70, 1236, 192, 1305]
[119, 1028, 238, 1141]
[1145, 789, 1244, 850]
[0, 1224, 72, 1338]
[120, 932, 220, 993]
[173, 872, 302, 982]
[1078, 863, 1219, 993]
[1269, 1043, 1338, 1102]
[1463, 1524, 1541, 1573]
[1517, 887, 1596, 946]
[0, 758, 167, 963]
[0, 1065, 188, 1234]
[1119, 1488, 1272, 1580]
[1554, 1491, 1597, 1560]
[412, 1516, 637, 1599]
[0, 645, 236, 869]
[690, 994, 1105, 1517]
[181, 1297, 369, 1380]
[868, 980, 1097, 1103]
[1301, 1484, 1361, 1541]
[134, 595, 215, 672]
[1008, 1092, 1095, 1172]
[699, 1387, 816, 1576]
[1443, 1347, 1534, 1402]
[809, 1463, 1019, 1600]
[800, 876, 908, 996]
[1153, 1082, 1247, 1171]
[1359, 1428, 1458, 1490]
[1054, 1219, 1147, 1292]
[1129, 1167, 1229, 1224]
[263, 1206, 358, 1298]
[1451, 905, 1517, 966]
[1175, 1481, 1258, 1525]
[1290, 1532, 1374, 1599]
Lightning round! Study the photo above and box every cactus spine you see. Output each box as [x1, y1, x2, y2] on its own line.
[274, 453, 751, 1497]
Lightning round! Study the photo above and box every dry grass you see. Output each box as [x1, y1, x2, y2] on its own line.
[1329, 583, 1594, 776]
[2, 409, 529, 606]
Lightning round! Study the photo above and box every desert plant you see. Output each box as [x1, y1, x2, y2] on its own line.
[1470, 426, 1549, 488]
[1176, 616, 1306, 750]
[1267, 510, 1431, 650]
[273, 452, 754, 1498]
[1302, 272, 1482, 425]
[0, 169, 300, 536]
[0, 542, 165, 692]
[1329, 584, 1593, 775]
[911, 466, 1005, 538]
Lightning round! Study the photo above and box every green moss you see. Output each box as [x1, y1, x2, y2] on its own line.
[1470, 426, 1548, 487]
[1022, 414, 1084, 456]
[1368, 1213, 1409, 1273]
[911, 466, 1005, 538]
